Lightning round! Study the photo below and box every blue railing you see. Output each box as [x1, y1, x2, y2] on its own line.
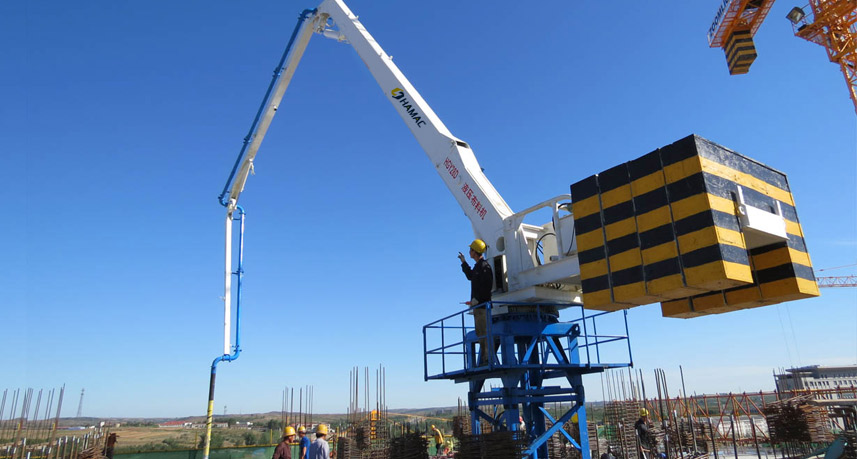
[423, 302, 632, 380]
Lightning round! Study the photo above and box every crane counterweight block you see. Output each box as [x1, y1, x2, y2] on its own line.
[570, 134, 819, 318]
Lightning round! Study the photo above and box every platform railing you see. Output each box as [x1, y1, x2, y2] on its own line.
[423, 302, 632, 380]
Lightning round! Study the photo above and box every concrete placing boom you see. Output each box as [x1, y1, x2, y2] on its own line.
[218, 0, 582, 306]
[220, 0, 820, 320]
[214, 2, 820, 458]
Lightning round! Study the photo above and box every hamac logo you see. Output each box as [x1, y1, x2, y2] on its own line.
[390, 87, 427, 128]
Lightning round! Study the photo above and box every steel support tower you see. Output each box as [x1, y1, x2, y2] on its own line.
[424, 302, 632, 459]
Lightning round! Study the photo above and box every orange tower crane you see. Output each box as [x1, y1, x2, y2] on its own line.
[786, 1, 857, 114]
[709, 0, 778, 74]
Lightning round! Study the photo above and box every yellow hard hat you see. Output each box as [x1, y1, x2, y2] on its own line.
[297, 425, 306, 433]
[316, 424, 329, 435]
[283, 426, 295, 436]
[470, 239, 486, 254]
[431, 425, 436, 429]
[640, 408, 649, 417]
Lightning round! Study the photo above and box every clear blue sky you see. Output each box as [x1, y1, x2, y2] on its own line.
[4, 1, 855, 419]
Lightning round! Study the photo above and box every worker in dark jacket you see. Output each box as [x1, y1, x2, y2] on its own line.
[103, 433, 118, 459]
[635, 408, 653, 459]
[458, 239, 494, 366]
[273, 426, 295, 459]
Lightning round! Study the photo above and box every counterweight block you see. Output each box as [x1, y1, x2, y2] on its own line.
[570, 134, 818, 318]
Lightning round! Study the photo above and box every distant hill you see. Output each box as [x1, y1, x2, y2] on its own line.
[55, 405, 465, 425]
[55, 403, 621, 425]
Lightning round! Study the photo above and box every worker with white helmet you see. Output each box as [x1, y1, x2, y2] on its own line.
[308, 424, 330, 459]
[273, 426, 296, 459]
[458, 239, 494, 366]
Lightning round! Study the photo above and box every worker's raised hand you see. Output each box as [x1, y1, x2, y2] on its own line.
[457, 252, 466, 263]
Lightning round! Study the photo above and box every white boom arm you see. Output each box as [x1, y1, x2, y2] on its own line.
[223, 0, 583, 303]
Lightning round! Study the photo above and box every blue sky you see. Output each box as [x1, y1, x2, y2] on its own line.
[3, 1, 855, 419]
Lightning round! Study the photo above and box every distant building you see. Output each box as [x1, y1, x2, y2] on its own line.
[189, 423, 228, 429]
[775, 365, 857, 398]
[158, 421, 192, 428]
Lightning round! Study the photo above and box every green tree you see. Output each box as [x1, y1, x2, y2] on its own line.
[198, 432, 225, 449]
[242, 431, 257, 446]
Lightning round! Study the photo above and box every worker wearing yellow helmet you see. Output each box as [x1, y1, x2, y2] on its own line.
[273, 426, 296, 459]
[458, 238, 494, 366]
[308, 424, 330, 459]
[297, 426, 309, 459]
[430, 424, 444, 457]
[635, 408, 654, 459]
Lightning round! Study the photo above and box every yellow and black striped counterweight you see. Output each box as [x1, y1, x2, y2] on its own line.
[725, 29, 757, 75]
[570, 134, 818, 318]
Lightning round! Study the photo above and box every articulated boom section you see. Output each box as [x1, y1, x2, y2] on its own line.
[312, 0, 584, 304]
[218, 0, 587, 307]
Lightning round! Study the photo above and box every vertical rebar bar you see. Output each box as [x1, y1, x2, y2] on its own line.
[654, 370, 666, 459]
[49, 387, 64, 459]
[365, 367, 369, 416]
[15, 389, 33, 459]
[750, 413, 761, 459]
[30, 390, 42, 438]
[7, 389, 20, 445]
[383, 365, 387, 438]
[679, 366, 697, 452]
[352, 366, 360, 422]
[661, 370, 679, 459]
[0, 389, 7, 441]
[628, 367, 637, 400]
[674, 409, 685, 459]
[728, 414, 738, 459]
[348, 369, 351, 427]
[40, 389, 54, 442]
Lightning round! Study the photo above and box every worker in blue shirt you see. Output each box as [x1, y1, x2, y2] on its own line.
[297, 426, 310, 459]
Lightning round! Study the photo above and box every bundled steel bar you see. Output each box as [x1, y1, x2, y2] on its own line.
[456, 431, 527, 459]
[762, 395, 833, 444]
[389, 432, 428, 459]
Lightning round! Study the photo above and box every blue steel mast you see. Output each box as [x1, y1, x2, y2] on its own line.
[424, 303, 632, 458]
